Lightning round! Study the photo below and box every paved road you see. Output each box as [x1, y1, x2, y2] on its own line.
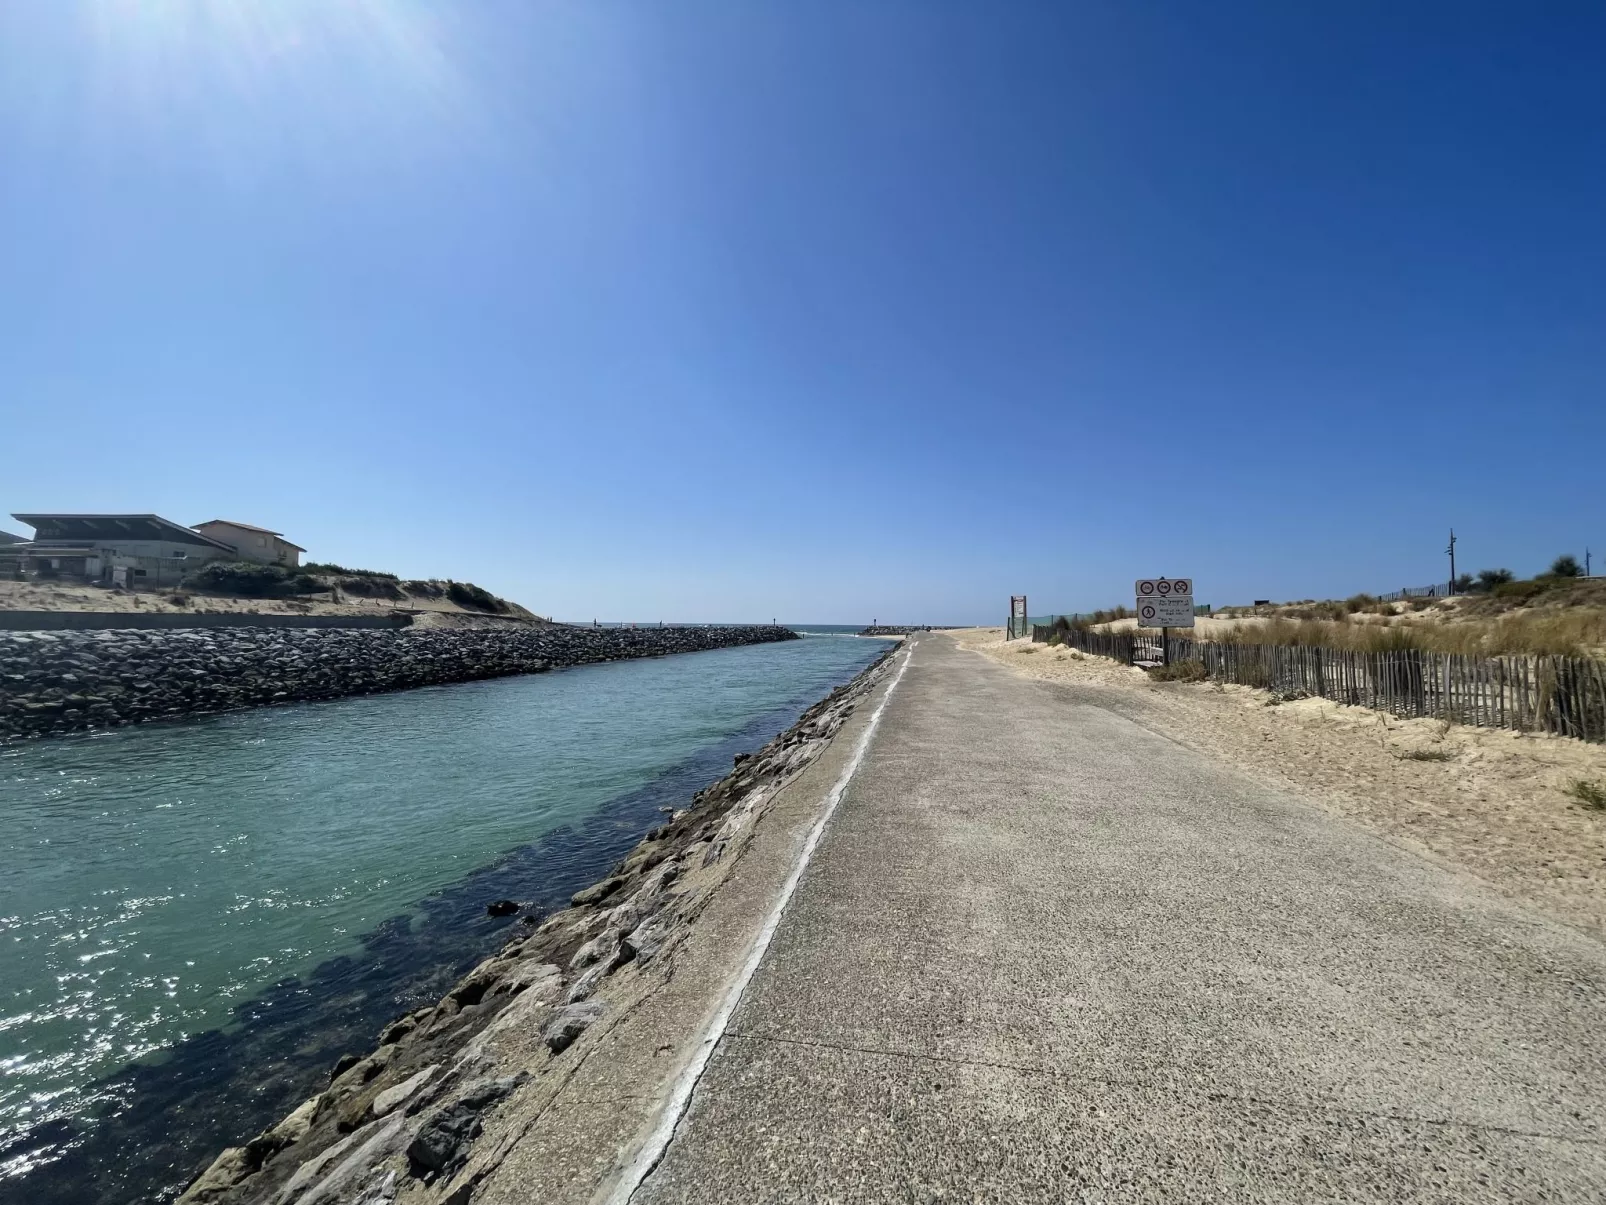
[632, 633, 1606, 1203]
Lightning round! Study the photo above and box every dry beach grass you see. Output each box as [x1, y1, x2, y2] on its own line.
[947, 627, 1606, 939]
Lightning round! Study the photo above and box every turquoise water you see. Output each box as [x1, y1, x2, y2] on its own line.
[0, 632, 892, 1201]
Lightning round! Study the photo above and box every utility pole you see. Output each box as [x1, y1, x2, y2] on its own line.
[1587, 548, 1593, 578]
[1446, 528, 1457, 594]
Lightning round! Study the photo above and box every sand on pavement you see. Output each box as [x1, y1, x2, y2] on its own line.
[947, 627, 1606, 939]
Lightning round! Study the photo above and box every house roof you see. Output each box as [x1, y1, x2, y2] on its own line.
[0, 530, 26, 544]
[193, 519, 307, 552]
[12, 513, 237, 550]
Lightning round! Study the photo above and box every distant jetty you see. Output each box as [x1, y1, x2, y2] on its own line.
[0, 625, 800, 740]
[860, 625, 939, 636]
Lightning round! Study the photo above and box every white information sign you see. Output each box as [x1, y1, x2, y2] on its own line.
[1135, 577, 1194, 628]
[1137, 597, 1195, 628]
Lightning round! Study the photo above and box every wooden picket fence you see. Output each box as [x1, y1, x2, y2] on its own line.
[1032, 625, 1606, 743]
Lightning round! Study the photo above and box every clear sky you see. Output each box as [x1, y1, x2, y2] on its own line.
[2, 2, 1602, 623]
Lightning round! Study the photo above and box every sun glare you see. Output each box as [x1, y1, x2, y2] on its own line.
[75, 0, 470, 170]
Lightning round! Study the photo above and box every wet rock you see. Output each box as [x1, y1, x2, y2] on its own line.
[177, 1145, 256, 1203]
[484, 899, 519, 917]
[378, 1016, 417, 1045]
[331, 1053, 363, 1081]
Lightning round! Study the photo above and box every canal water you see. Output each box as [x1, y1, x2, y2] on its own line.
[0, 631, 890, 1204]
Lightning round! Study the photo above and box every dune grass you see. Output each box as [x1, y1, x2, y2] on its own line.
[1201, 612, 1606, 658]
[1566, 779, 1606, 810]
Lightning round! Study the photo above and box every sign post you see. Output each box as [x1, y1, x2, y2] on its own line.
[1135, 578, 1194, 664]
[1008, 596, 1028, 641]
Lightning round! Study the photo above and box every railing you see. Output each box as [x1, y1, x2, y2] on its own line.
[1033, 624, 1606, 743]
[1376, 584, 1450, 602]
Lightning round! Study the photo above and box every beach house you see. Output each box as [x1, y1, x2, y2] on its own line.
[191, 520, 306, 568]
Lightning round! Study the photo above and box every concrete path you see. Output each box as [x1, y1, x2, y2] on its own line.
[633, 633, 1606, 1203]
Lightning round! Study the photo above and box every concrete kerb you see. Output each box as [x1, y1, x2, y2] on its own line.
[600, 640, 915, 1204]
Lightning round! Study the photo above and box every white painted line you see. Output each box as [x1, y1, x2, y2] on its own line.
[604, 644, 915, 1204]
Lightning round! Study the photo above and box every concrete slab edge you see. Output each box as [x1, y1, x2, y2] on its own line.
[600, 641, 915, 1204]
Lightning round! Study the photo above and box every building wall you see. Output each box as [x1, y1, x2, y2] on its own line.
[193, 523, 300, 567]
[25, 540, 228, 588]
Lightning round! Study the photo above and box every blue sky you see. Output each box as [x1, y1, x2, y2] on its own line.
[2, 2, 1602, 623]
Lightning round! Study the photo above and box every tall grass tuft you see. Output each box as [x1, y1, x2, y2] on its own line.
[1203, 613, 1606, 657]
[1566, 779, 1606, 810]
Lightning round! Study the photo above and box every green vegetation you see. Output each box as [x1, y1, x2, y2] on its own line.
[1470, 568, 1515, 593]
[1053, 607, 1131, 632]
[183, 561, 319, 598]
[446, 580, 509, 614]
[302, 562, 399, 580]
[1565, 779, 1606, 810]
[1207, 612, 1604, 657]
[1550, 555, 1584, 578]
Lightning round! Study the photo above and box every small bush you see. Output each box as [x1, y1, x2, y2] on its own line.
[1067, 605, 1133, 630]
[303, 562, 399, 580]
[1264, 686, 1313, 706]
[1549, 555, 1584, 579]
[1565, 779, 1606, 810]
[1492, 579, 1548, 603]
[183, 561, 319, 598]
[1149, 659, 1207, 682]
[330, 574, 405, 600]
[1472, 568, 1515, 593]
[1400, 748, 1454, 762]
[445, 580, 508, 613]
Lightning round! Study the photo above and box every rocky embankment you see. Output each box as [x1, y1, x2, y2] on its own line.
[859, 625, 933, 635]
[0, 625, 799, 740]
[177, 647, 896, 1205]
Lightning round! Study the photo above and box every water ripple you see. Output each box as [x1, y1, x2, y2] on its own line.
[0, 634, 884, 1203]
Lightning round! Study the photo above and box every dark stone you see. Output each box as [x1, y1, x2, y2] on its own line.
[1, 626, 800, 741]
[405, 1076, 526, 1179]
[330, 1053, 362, 1081]
[484, 899, 519, 917]
[542, 1002, 603, 1055]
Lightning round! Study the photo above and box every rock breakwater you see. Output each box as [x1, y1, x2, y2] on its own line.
[0, 625, 799, 740]
[176, 646, 897, 1205]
